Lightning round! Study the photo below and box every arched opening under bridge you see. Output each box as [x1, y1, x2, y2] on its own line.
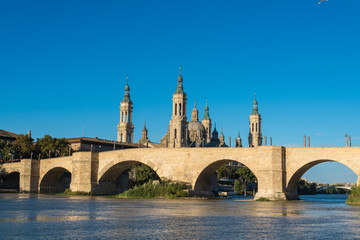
[0, 171, 20, 191]
[286, 160, 357, 200]
[40, 167, 71, 193]
[97, 161, 160, 195]
[193, 160, 258, 197]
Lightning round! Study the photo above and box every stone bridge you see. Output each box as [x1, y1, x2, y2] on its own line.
[1, 146, 359, 200]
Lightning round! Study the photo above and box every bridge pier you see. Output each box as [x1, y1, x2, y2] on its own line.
[20, 158, 40, 193]
[70, 152, 99, 193]
[253, 147, 287, 200]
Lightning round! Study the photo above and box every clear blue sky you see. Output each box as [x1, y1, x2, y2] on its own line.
[1, 0, 359, 184]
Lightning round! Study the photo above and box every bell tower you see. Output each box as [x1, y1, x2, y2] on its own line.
[248, 93, 262, 147]
[202, 99, 212, 143]
[117, 76, 134, 143]
[169, 67, 188, 148]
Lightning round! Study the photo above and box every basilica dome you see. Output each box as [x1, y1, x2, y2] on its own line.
[188, 121, 205, 132]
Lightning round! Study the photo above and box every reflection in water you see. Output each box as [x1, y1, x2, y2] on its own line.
[0, 216, 103, 222]
[0, 194, 360, 239]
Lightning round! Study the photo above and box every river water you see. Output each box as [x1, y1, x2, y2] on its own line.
[0, 194, 360, 239]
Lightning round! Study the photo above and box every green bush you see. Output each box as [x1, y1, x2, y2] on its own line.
[113, 181, 189, 199]
[346, 186, 360, 205]
[61, 189, 92, 196]
[255, 197, 270, 201]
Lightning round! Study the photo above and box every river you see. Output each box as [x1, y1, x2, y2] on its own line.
[0, 194, 360, 239]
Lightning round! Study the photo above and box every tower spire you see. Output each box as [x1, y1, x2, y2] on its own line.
[251, 92, 259, 115]
[191, 98, 199, 121]
[176, 65, 184, 93]
[202, 98, 211, 143]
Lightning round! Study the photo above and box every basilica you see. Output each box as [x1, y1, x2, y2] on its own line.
[117, 68, 264, 148]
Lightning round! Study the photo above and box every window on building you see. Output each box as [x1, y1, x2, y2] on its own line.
[175, 104, 177, 116]
[256, 123, 258, 132]
[252, 123, 254, 132]
[175, 129, 177, 139]
[179, 104, 182, 116]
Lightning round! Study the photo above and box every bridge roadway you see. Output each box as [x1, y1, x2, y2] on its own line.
[1, 146, 360, 200]
[315, 185, 352, 192]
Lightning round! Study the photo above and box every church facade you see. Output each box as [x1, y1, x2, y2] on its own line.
[117, 68, 266, 148]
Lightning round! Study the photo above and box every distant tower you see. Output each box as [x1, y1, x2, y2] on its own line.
[235, 132, 242, 147]
[219, 128, 227, 147]
[141, 122, 148, 140]
[117, 76, 134, 143]
[248, 93, 262, 147]
[137, 121, 150, 145]
[169, 67, 188, 148]
[212, 123, 219, 142]
[202, 99, 212, 143]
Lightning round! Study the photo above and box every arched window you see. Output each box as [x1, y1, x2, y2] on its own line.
[179, 104, 182, 116]
[175, 104, 177, 116]
[121, 112, 124, 122]
[120, 133, 123, 142]
[175, 129, 177, 139]
[252, 123, 254, 132]
[256, 123, 258, 132]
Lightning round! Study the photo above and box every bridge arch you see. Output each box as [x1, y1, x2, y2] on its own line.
[193, 159, 258, 196]
[97, 159, 161, 195]
[39, 167, 72, 193]
[0, 171, 20, 190]
[286, 159, 358, 200]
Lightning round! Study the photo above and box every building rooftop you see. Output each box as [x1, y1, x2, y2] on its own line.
[0, 129, 18, 139]
[67, 137, 139, 148]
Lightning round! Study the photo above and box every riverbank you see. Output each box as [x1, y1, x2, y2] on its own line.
[111, 181, 189, 199]
[346, 186, 360, 205]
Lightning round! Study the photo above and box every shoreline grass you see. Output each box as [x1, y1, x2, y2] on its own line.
[57, 189, 93, 196]
[111, 181, 189, 199]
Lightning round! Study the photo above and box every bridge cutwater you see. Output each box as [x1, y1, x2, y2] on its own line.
[1, 146, 360, 200]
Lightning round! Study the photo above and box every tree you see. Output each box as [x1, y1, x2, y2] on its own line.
[0, 141, 13, 163]
[235, 167, 257, 192]
[36, 135, 70, 158]
[128, 164, 160, 187]
[13, 134, 34, 158]
[54, 138, 71, 157]
[297, 179, 317, 195]
[216, 165, 232, 180]
[234, 179, 242, 193]
[236, 167, 256, 185]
